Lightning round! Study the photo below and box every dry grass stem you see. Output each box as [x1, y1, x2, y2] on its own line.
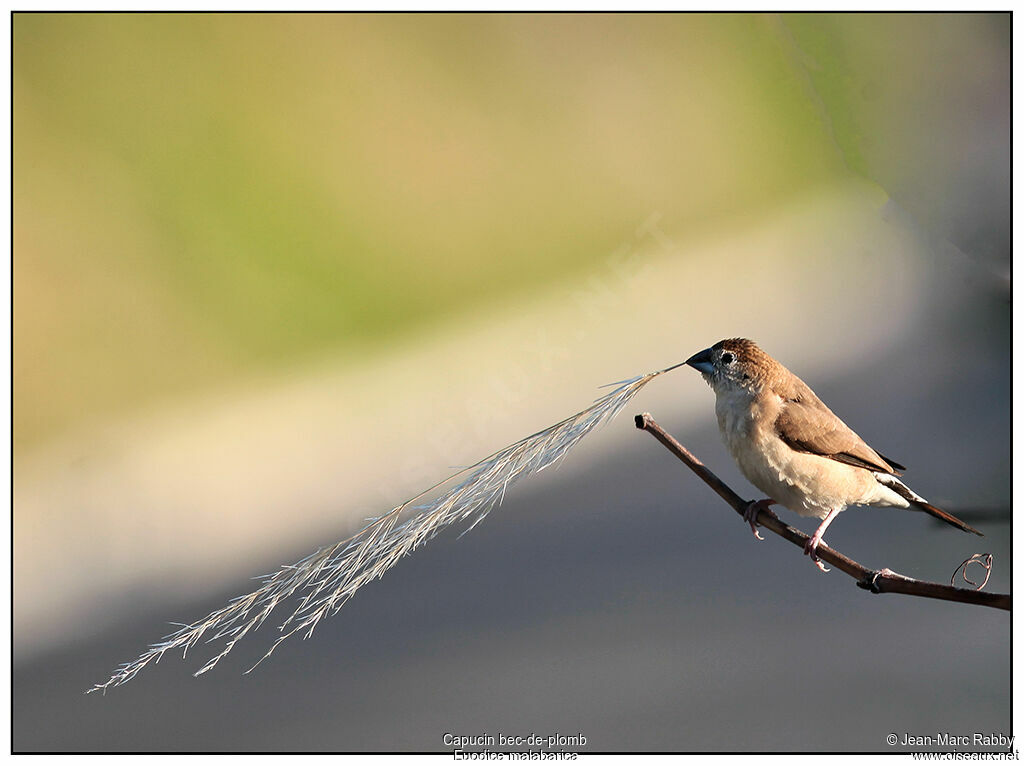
[89, 364, 683, 693]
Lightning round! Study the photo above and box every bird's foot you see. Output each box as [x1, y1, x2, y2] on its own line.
[803, 534, 831, 573]
[743, 499, 777, 541]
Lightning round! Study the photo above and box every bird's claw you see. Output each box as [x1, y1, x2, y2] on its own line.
[803, 536, 831, 573]
[743, 499, 776, 541]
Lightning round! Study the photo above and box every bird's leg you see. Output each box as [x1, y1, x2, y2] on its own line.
[742, 498, 777, 541]
[804, 508, 841, 572]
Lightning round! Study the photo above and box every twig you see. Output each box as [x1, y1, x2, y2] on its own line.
[634, 413, 1010, 611]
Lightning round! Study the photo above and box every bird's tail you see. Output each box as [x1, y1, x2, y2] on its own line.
[876, 475, 983, 536]
[911, 500, 983, 536]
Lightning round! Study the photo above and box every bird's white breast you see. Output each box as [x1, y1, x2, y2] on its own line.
[713, 388, 890, 519]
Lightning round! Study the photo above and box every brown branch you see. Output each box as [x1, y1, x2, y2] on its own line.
[635, 413, 1010, 611]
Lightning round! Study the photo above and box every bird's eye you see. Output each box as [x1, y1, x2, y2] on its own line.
[721, 352, 734, 365]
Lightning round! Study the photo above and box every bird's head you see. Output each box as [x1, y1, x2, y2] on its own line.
[685, 338, 777, 395]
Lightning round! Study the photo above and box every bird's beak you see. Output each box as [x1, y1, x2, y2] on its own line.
[685, 347, 715, 375]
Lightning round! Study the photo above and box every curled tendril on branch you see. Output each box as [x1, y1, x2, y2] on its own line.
[950, 553, 993, 591]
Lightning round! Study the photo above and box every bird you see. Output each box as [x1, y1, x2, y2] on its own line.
[684, 338, 982, 570]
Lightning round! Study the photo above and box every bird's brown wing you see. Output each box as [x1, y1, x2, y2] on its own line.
[774, 381, 904, 475]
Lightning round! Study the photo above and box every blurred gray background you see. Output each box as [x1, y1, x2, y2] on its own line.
[14, 13, 1009, 753]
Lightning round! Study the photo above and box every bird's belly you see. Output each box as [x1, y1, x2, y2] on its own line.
[724, 429, 875, 520]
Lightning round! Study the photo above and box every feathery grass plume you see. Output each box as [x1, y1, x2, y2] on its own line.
[88, 362, 684, 693]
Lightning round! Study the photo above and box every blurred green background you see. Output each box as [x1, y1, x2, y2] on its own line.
[14, 12, 1009, 753]
[14, 12, 910, 449]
